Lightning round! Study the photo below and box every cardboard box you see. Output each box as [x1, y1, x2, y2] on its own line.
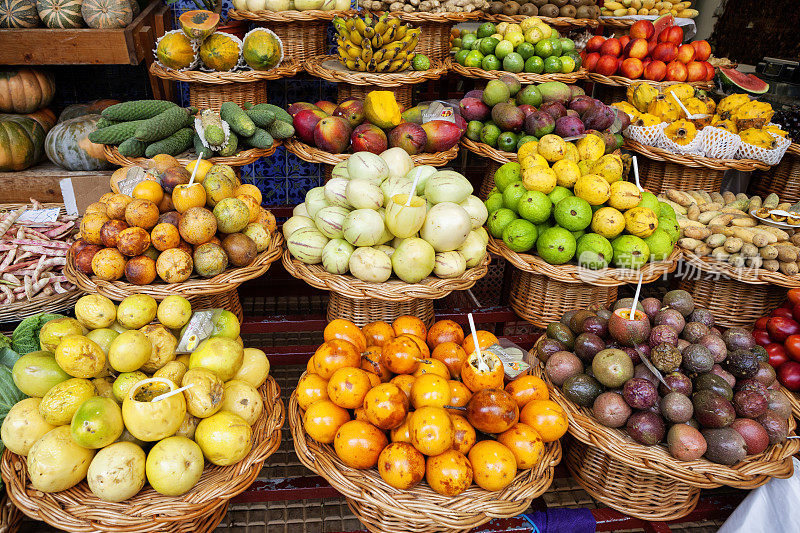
[60, 175, 113, 216]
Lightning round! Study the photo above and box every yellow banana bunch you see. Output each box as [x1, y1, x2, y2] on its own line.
[334, 14, 419, 73]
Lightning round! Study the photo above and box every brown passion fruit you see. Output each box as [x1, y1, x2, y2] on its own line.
[193, 243, 228, 278]
[155, 249, 193, 283]
[150, 223, 181, 252]
[178, 207, 217, 245]
[124, 255, 157, 285]
[116, 227, 151, 257]
[160, 166, 190, 193]
[222, 233, 257, 267]
[80, 213, 111, 245]
[75, 245, 103, 274]
[158, 211, 181, 227]
[125, 199, 159, 230]
[100, 219, 129, 248]
[91, 248, 126, 281]
[105, 194, 132, 220]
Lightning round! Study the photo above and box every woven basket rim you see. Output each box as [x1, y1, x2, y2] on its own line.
[386, 10, 483, 22]
[65, 232, 284, 300]
[787, 142, 800, 156]
[597, 15, 637, 28]
[288, 386, 561, 531]
[103, 143, 280, 167]
[302, 55, 447, 87]
[624, 139, 772, 171]
[532, 338, 800, 489]
[460, 138, 517, 164]
[480, 13, 599, 27]
[1, 377, 284, 532]
[284, 138, 459, 165]
[228, 8, 356, 21]
[282, 249, 490, 301]
[446, 57, 587, 84]
[149, 60, 303, 83]
[586, 72, 713, 89]
[488, 236, 681, 286]
[681, 249, 800, 288]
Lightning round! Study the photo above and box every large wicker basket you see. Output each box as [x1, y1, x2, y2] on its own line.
[460, 138, 516, 164]
[103, 142, 280, 167]
[228, 9, 354, 63]
[447, 57, 587, 84]
[284, 138, 459, 166]
[533, 340, 800, 519]
[66, 232, 282, 300]
[748, 143, 800, 202]
[1, 377, 284, 533]
[149, 61, 302, 112]
[302, 55, 447, 87]
[0, 203, 80, 324]
[388, 11, 483, 61]
[289, 385, 561, 533]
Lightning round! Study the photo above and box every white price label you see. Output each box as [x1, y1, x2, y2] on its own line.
[118, 167, 159, 196]
[421, 101, 457, 124]
[18, 208, 59, 223]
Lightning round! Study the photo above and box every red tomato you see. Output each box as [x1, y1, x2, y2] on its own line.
[778, 361, 800, 391]
[767, 317, 800, 343]
[767, 343, 789, 368]
[771, 307, 794, 319]
[754, 317, 770, 330]
[753, 329, 772, 347]
[788, 288, 800, 306]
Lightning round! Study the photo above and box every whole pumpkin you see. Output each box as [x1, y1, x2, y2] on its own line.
[0, 68, 56, 114]
[58, 99, 120, 122]
[26, 108, 57, 132]
[45, 115, 110, 171]
[0, 114, 46, 171]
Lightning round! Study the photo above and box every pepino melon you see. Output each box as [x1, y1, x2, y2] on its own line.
[199, 32, 240, 72]
[36, 0, 83, 28]
[178, 9, 219, 41]
[242, 29, 283, 71]
[156, 31, 197, 70]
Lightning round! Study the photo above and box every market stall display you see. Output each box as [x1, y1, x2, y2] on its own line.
[535, 291, 799, 519]
[749, 107, 800, 202]
[482, 0, 601, 24]
[0, 303, 284, 531]
[290, 316, 563, 532]
[599, 0, 698, 19]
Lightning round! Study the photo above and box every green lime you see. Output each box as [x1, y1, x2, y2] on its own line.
[502, 219, 538, 253]
[549, 38, 563, 57]
[517, 190, 552, 224]
[524, 56, 545, 74]
[611, 235, 650, 269]
[493, 161, 521, 192]
[548, 185, 572, 205]
[466, 120, 483, 141]
[495, 40, 515, 60]
[643, 229, 674, 261]
[502, 182, 527, 211]
[477, 22, 496, 39]
[464, 50, 485, 68]
[554, 196, 592, 231]
[480, 123, 502, 147]
[452, 38, 462, 49]
[559, 37, 576, 54]
[497, 131, 518, 152]
[461, 34, 477, 51]
[544, 56, 562, 74]
[559, 56, 576, 74]
[551, 29, 561, 39]
[536, 227, 577, 265]
[482, 54, 501, 71]
[479, 37, 499, 56]
[576, 234, 613, 270]
[534, 39, 554, 58]
[472, 38, 483, 51]
[487, 208, 517, 238]
[658, 202, 676, 219]
[502, 52, 524, 73]
[517, 135, 538, 150]
[565, 50, 582, 69]
[455, 49, 470, 65]
[536, 222, 552, 236]
[412, 54, 431, 71]
[516, 42, 535, 61]
[485, 193, 504, 215]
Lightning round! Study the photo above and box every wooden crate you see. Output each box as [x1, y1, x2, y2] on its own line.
[0, 162, 113, 204]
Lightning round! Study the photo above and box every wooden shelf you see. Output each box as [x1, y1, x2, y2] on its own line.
[0, 161, 113, 203]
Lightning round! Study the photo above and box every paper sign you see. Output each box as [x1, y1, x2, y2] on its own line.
[18, 208, 59, 223]
[118, 167, 158, 196]
[177, 309, 225, 353]
[422, 101, 457, 124]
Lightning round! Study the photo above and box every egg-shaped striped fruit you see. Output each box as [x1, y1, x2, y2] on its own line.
[0, 0, 39, 28]
[37, 0, 83, 28]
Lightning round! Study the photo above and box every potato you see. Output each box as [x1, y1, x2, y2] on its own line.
[731, 217, 757, 227]
[723, 238, 743, 253]
[699, 202, 723, 212]
[777, 246, 798, 263]
[740, 243, 758, 258]
[711, 247, 730, 261]
[780, 261, 799, 276]
[729, 253, 746, 268]
[694, 244, 711, 257]
[683, 226, 711, 240]
[760, 245, 778, 260]
[698, 211, 721, 224]
[678, 238, 703, 250]
[687, 204, 700, 221]
[763, 259, 780, 272]
[706, 234, 727, 248]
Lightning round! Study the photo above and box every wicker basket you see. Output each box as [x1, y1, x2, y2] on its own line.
[337, 83, 413, 108]
[749, 144, 800, 202]
[586, 72, 713, 89]
[447, 57, 587, 84]
[565, 439, 701, 521]
[0, 203, 80, 324]
[284, 138, 459, 166]
[149, 61, 302, 112]
[597, 16, 636, 28]
[509, 269, 619, 328]
[302, 55, 447, 88]
[282, 249, 490, 301]
[677, 276, 786, 329]
[635, 153, 725, 194]
[2, 377, 284, 533]
[388, 11, 482, 62]
[65, 232, 283, 302]
[460, 138, 516, 164]
[533, 343, 800, 491]
[478, 160, 502, 200]
[289, 386, 561, 533]
[481, 14, 599, 28]
[327, 291, 435, 327]
[228, 9, 354, 64]
[0, 494, 22, 533]
[626, 139, 771, 171]
[103, 143, 280, 167]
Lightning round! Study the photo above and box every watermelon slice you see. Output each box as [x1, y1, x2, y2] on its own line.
[718, 68, 769, 95]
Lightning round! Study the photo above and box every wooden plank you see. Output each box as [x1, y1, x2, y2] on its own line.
[0, 162, 113, 202]
[0, 1, 162, 65]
